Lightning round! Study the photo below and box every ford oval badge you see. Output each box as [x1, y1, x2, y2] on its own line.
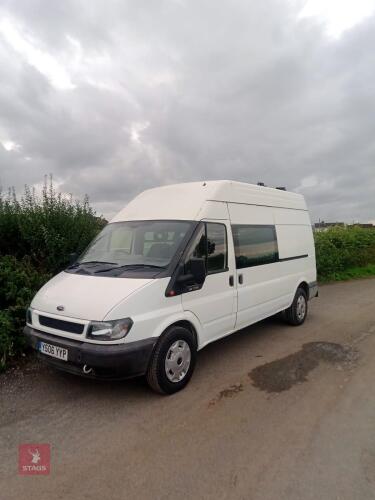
[57, 305, 65, 311]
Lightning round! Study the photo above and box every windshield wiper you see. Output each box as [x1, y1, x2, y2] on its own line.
[94, 264, 166, 274]
[68, 260, 117, 269]
[81, 260, 118, 265]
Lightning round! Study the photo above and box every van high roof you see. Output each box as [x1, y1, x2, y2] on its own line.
[111, 180, 307, 223]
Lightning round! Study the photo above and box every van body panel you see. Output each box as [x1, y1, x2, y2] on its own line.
[31, 272, 153, 322]
[105, 278, 205, 347]
[111, 183, 213, 222]
[111, 181, 307, 223]
[228, 203, 274, 225]
[213, 181, 307, 211]
[181, 272, 237, 348]
[276, 221, 316, 308]
[196, 200, 229, 220]
[235, 262, 284, 328]
[104, 277, 185, 342]
[276, 224, 313, 259]
[273, 207, 311, 225]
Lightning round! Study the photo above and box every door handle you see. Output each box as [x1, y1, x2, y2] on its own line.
[238, 274, 243, 284]
[229, 275, 234, 287]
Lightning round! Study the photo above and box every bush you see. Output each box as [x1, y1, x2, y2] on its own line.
[0, 256, 51, 369]
[0, 178, 106, 273]
[315, 226, 375, 281]
[0, 178, 105, 369]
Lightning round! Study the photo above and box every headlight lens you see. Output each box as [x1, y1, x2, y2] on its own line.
[26, 307, 32, 325]
[87, 318, 133, 341]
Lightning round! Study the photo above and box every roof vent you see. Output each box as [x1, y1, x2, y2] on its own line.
[276, 186, 286, 191]
[257, 182, 265, 186]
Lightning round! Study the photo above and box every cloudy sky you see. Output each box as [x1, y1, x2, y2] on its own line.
[0, 0, 374, 222]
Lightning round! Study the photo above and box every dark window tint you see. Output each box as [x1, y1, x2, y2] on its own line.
[184, 225, 206, 275]
[206, 223, 227, 273]
[232, 225, 278, 268]
[184, 223, 227, 275]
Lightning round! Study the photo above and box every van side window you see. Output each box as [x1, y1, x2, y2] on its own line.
[232, 225, 278, 268]
[184, 223, 228, 275]
[206, 223, 227, 273]
[184, 224, 207, 275]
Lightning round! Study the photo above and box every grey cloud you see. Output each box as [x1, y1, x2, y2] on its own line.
[0, 0, 374, 222]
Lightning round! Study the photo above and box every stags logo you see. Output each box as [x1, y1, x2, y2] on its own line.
[19, 444, 50, 475]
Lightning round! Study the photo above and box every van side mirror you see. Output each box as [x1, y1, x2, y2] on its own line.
[171, 257, 207, 298]
[175, 257, 206, 288]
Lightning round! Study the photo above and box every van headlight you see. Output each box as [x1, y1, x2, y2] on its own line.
[87, 318, 133, 341]
[26, 307, 33, 325]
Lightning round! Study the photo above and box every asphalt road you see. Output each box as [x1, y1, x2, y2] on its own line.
[1, 279, 375, 500]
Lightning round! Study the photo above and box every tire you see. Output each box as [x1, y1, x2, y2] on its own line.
[284, 287, 308, 326]
[146, 326, 197, 394]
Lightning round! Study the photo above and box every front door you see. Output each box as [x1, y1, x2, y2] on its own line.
[181, 220, 237, 348]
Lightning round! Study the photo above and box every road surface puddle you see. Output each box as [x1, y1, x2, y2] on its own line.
[249, 342, 357, 393]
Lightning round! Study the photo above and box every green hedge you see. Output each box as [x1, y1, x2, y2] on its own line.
[314, 226, 375, 281]
[0, 180, 105, 273]
[0, 256, 51, 368]
[0, 179, 105, 370]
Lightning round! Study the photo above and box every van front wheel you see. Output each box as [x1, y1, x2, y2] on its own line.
[146, 326, 197, 394]
[284, 287, 308, 326]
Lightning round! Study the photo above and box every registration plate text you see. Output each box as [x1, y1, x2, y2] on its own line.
[38, 342, 68, 361]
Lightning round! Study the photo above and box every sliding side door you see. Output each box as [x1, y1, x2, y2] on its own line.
[228, 203, 283, 330]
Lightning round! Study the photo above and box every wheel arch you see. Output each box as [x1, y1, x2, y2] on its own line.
[151, 312, 202, 350]
[297, 280, 309, 299]
[170, 320, 198, 348]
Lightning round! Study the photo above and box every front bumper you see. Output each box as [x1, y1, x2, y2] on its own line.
[24, 326, 156, 380]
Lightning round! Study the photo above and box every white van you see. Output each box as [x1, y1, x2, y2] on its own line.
[25, 181, 318, 394]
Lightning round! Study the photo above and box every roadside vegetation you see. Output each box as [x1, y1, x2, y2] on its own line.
[0, 178, 105, 370]
[0, 178, 374, 371]
[314, 226, 375, 282]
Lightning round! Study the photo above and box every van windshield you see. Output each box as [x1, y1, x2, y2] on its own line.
[68, 220, 193, 276]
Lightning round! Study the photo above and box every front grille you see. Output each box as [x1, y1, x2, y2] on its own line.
[38, 315, 84, 334]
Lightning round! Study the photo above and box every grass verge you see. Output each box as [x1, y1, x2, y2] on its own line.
[319, 263, 375, 284]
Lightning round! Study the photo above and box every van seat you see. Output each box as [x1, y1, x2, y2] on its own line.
[147, 243, 173, 259]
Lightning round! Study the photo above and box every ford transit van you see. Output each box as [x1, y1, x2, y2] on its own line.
[24, 181, 318, 394]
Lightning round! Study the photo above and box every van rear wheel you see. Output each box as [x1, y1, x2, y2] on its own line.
[146, 326, 197, 394]
[284, 287, 308, 326]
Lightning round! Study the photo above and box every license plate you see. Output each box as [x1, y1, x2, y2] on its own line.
[38, 341, 68, 361]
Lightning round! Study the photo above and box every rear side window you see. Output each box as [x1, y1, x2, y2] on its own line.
[232, 225, 278, 268]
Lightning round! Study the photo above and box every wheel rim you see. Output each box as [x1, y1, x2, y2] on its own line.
[296, 294, 306, 320]
[165, 340, 191, 383]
